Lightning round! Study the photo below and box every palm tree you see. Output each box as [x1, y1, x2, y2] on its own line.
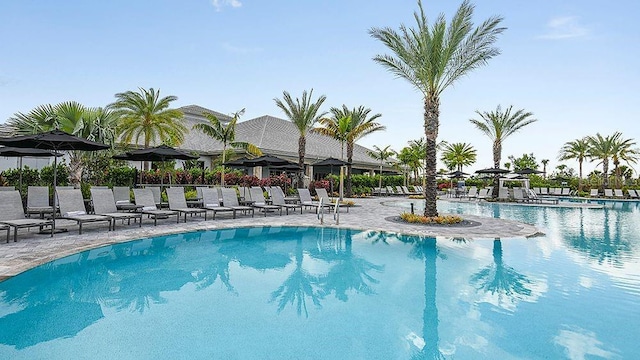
[7, 101, 118, 185]
[367, 145, 396, 192]
[541, 159, 549, 179]
[192, 109, 262, 186]
[558, 137, 589, 191]
[470, 105, 537, 198]
[315, 105, 386, 197]
[274, 89, 327, 185]
[587, 133, 618, 189]
[397, 147, 421, 186]
[440, 142, 477, 172]
[610, 134, 638, 188]
[369, 0, 505, 217]
[112, 87, 186, 169]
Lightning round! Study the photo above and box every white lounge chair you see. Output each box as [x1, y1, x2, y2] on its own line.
[298, 188, 331, 212]
[270, 186, 302, 215]
[604, 189, 614, 198]
[249, 187, 282, 216]
[589, 189, 599, 198]
[627, 189, 638, 199]
[498, 188, 510, 201]
[220, 187, 254, 217]
[613, 189, 625, 199]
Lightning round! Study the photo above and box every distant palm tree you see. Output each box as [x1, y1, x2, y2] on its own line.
[541, 159, 549, 179]
[558, 137, 589, 191]
[610, 134, 638, 188]
[470, 105, 537, 198]
[192, 109, 262, 186]
[397, 147, 421, 185]
[367, 145, 396, 192]
[274, 89, 327, 185]
[587, 133, 618, 188]
[112, 87, 186, 170]
[440, 142, 477, 172]
[370, 0, 505, 217]
[312, 113, 351, 159]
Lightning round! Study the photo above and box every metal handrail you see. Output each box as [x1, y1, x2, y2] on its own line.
[333, 199, 340, 225]
[317, 197, 324, 225]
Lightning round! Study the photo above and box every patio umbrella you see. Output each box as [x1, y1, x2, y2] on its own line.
[475, 167, 511, 175]
[447, 170, 469, 178]
[222, 157, 251, 167]
[515, 168, 543, 175]
[113, 145, 198, 187]
[0, 130, 110, 229]
[0, 146, 63, 190]
[240, 154, 294, 167]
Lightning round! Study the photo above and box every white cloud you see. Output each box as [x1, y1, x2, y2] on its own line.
[538, 16, 589, 40]
[211, 0, 242, 12]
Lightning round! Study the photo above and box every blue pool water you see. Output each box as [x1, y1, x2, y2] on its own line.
[0, 203, 639, 359]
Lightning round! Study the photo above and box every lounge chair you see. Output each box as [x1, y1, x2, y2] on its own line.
[26, 186, 54, 218]
[395, 186, 407, 196]
[113, 186, 135, 210]
[476, 188, 489, 201]
[561, 188, 571, 196]
[166, 187, 208, 223]
[270, 186, 302, 215]
[0, 190, 51, 242]
[533, 187, 541, 195]
[627, 189, 638, 199]
[315, 187, 348, 213]
[133, 188, 179, 225]
[56, 189, 112, 234]
[90, 188, 142, 230]
[298, 188, 331, 212]
[147, 186, 167, 208]
[604, 189, 614, 198]
[498, 188, 510, 201]
[386, 186, 399, 196]
[589, 189, 599, 198]
[465, 186, 478, 200]
[220, 187, 254, 217]
[540, 187, 549, 196]
[238, 186, 251, 201]
[613, 189, 625, 199]
[0, 186, 15, 191]
[201, 187, 235, 219]
[249, 187, 282, 216]
[371, 187, 385, 196]
[512, 188, 527, 202]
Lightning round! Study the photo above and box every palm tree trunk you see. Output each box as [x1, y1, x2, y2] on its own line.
[423, 94, 439, 217]
[378, 162, 383, 191]
[492, 140, 502, 198]
[298, 136, 306, 187]
[346, 142, 354, 198]
[221, 144, 227, 186]
[578, 159, 583, 191]
[602, 160, 609, 188]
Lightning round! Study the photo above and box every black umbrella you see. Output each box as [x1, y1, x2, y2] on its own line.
[447, 170, 469, 178]
[475, 167, 511, 174]
[0, 130, 110, 229]
[0, 146, 63, 190]
[113, 145, 198, 186]
[515, 168, 543, 175]
[240, 154, 294, 167]
[222, 157, 251, 167]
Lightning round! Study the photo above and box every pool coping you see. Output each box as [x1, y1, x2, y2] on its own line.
[0, 197, 540, 281]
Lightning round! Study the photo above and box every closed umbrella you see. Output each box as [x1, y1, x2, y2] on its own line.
[0, 130, 110, 229]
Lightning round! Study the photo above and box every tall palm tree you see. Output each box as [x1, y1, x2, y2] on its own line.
[274, 89, 327, 185]
[610, 134, 638, 188]
[558, 137, 589, 191]
[112, 87, 186, 169]
[470, 105, 537, 198]
[397, 146, 421, 186]
[367, 145, 396, 192]
[587, 133, 618, 189]
[192, 109, 262, 186]
[541, 159, 549, 179]
[369, 0, 505, 217]
[440, 142, 477, 172]
[315, 105, 386, 197]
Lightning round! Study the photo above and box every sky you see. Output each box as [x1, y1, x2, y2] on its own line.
[1, 0, 639, 175]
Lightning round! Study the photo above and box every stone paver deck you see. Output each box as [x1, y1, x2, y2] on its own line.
[0, 197, 541, 281]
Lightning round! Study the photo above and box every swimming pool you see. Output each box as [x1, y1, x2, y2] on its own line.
[0, 211, 638, 358]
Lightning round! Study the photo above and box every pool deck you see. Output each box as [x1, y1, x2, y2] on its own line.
[0, 197, 541, 280]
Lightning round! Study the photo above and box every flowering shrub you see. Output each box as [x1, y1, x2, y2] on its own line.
[309, 180, 330, 195]
[400, 212, 463, 224]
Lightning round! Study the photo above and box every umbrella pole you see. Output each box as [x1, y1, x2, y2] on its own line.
[19, 157, 23, 194]
[52, 152, 57, 230]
